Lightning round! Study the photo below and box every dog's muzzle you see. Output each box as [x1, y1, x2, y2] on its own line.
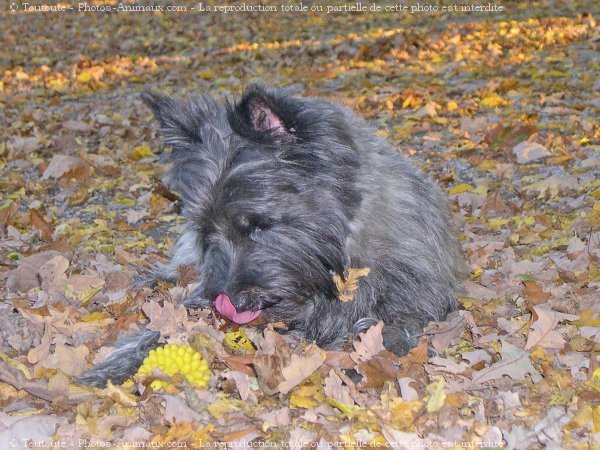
[214, 293, 262, 324]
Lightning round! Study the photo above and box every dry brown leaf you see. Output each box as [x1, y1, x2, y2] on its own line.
[523, 280, 550, 306]
[225, 370, 254, 402]
[333, 267, 370, 302]
[41, 155, 91, 181]
[27, 323, 51, 365]
[552, 252, 589, 282]
[6, 251, 61, 292]
[38, 255, 69, 289]
[278, 345, 326, 394]
[63, 119, 91, 132]
[357, 352, 400, 389]
[149, 192, 172, 215]
[425, 313, 466, 354]
[44, 344, 89, 377]
[253, 328, 291, 395]
[397, 377, 419, 401]
[471, 340, 541, 385]
[143, 300, 188, 336]
[396, 339, 429, 381]
[525, 305, 579, 350]
[512, 141, 551, 164]
[350, 320, 384, 362]
[323, 368, 354, 405]
[28, 208, 53, 241]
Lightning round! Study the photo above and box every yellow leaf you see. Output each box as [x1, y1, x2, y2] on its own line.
[480, 92, 507, 108]
[290, 378, 325, 409]
[326, 398, 363, 415]
[77, 70, 92, 84]
[75, 286, 103, 304]
[585, 368, 600, 393]
[570, 405, 593, 428]
[388, 397, 422, 427]
[591, 202, 600, 227]
[103, 380, 137, 406]
[473, 185, 489, 196]
[130, 145, 154, 160]
[426, 377, 446, 412]
[199, 70, 215, 80]
[207, 398, 241, 419]
[449, 183, 474, 195]
[447, 101, 459, 111]
[151, 423, 215, 447]
[488, 217, 515, 230]
[333, 267, 371, 302]
[458, 296, 477, 310]
[0, 351, 32, 379]
[574, 310, 600, 327]
[530, 346, 546, 360]
[150, 193, 171, 215]
[224, 329, 255, 354]
[476, 160, 496, 172]
[402, 95, 415, 109]
[81, 311, 113, 325]
[115, 196, 135, 206]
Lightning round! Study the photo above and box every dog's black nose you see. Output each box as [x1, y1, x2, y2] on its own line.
[233, 288, 270, 311]
[232, 291, 254, 312]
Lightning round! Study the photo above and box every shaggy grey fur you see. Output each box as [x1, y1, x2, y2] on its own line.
[78, 85, 465, 388]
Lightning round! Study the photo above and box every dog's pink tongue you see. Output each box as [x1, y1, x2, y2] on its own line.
[215, 294, 237, 320]
[215, 294, 261, 324]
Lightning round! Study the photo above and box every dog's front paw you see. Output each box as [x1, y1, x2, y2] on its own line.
[133, 271, 156, 289]
[181, 284, 212, 309]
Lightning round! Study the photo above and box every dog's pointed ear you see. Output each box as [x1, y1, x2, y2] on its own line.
[142, 91, 200, 146]
[141, 90, 177, 126]
[234, 86, 294, 137]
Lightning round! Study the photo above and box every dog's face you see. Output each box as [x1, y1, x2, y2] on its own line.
[143, 86, 362, 321]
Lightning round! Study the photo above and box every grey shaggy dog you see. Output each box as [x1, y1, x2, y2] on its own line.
[78, 85, 465, 387]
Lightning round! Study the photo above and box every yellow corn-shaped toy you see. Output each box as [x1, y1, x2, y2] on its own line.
[135, 344, 210, 390]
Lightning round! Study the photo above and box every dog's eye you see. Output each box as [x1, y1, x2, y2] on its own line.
[253, 217, 273, 231]
[235, 215, 274, 235]
[245, 217, 273, 235]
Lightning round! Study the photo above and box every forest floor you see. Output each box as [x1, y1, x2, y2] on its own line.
[1, 1, 599, 448]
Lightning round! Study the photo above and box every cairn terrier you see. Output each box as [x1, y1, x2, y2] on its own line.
[79, 85, 464, 387]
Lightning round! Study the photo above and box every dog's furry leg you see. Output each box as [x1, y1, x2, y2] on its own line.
[77, 330, 160, 388]
[381, 323, 421, 356]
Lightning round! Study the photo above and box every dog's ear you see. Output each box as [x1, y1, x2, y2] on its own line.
[142, 91, 200, 147]
[233, 85, 295, 138]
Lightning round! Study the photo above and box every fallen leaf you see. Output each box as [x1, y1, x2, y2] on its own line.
[6, 251, 61, 292]
[525, 305, 578, 350]
[471, 340, 541, 385]
[324, 368, 354, 405]
[523, 280, 550, 306]
[278, 345, 326, 394]
[63, 120, 91, 132]
[253, 327, 291, 395]
[41, 155, 91, 181]
[225, 370, 254, 402]
[426, 376, 446, 412]
[350, 321, 384, 362]
[397, 377, 419, 401]
[333, 267, 370, 302]
[512, 141, 551, 164]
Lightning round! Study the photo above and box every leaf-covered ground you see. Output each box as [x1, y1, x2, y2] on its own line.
[1, 1, 599, 448]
